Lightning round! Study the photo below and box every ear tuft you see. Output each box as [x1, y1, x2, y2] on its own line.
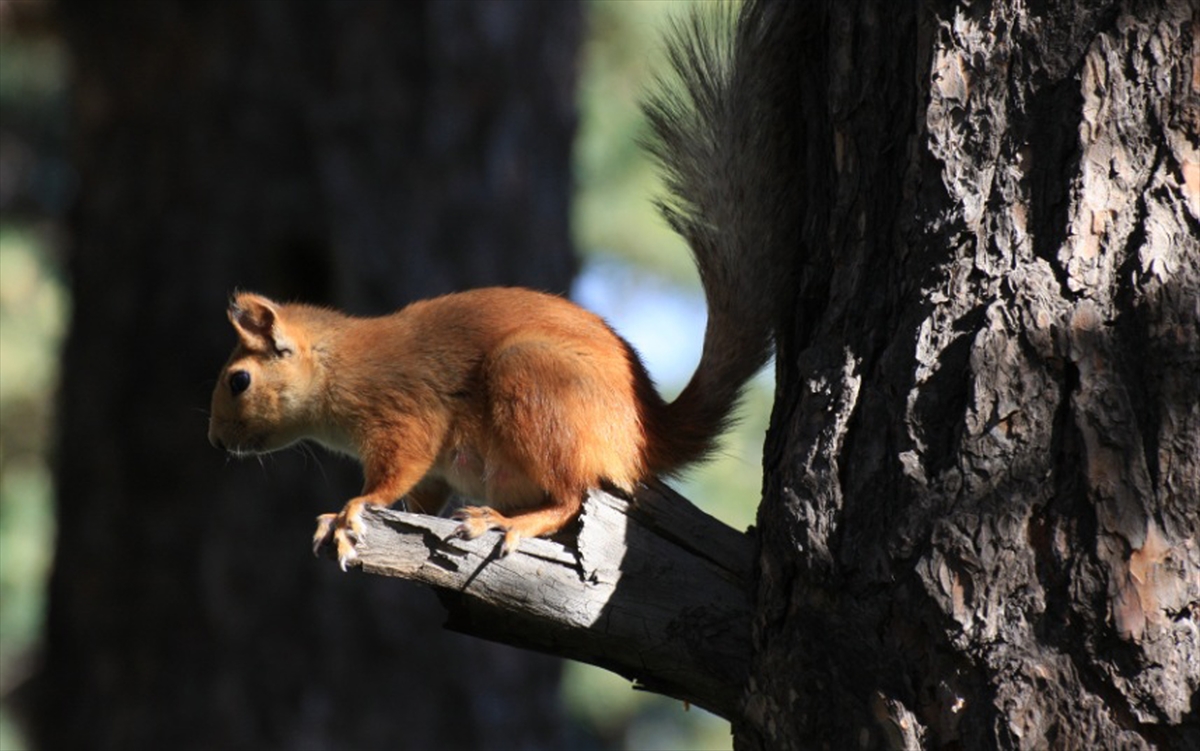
[227, 293, 293, 354]
[229, 293, 278, 339]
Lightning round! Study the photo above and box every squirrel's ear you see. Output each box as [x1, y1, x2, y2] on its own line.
[228, 293, 295, 355]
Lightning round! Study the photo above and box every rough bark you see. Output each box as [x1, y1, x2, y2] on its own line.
[745, 1, 1199, 750]
[330, 484, 753, 720]
[31, 1, 579, 748]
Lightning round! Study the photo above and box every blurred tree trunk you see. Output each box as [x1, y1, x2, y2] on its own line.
[741, 1, 1198, 749]
[33, 1, 578, 748]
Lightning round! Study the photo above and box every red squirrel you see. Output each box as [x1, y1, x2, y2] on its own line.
[208, 0, 796, 568]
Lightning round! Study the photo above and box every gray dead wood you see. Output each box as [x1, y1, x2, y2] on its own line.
[337, 483, 755, 719]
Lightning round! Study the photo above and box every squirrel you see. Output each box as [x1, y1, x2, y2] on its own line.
[207, 0, 799, 569]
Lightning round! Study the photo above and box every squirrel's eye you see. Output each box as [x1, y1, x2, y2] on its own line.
[229, 370, 251, 396]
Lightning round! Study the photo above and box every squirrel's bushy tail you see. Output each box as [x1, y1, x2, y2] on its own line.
[641, 0, 802, 474]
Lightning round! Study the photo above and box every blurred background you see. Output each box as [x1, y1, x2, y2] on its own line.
[0, 1, 769, 748]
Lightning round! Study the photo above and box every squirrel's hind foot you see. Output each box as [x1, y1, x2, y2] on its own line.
[452, 506, 524, 557]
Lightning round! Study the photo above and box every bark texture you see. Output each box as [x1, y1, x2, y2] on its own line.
[32, 1, 579, 748]
[744, 1, 1199, 749]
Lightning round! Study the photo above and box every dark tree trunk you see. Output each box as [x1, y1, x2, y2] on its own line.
[32, 1, 579, 748]
[742, 1, 1199, 749]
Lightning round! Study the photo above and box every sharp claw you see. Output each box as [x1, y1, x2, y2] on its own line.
[312, 514, 336, 556]
[500, 530, 521, 557]
[336, 536, 358, 571]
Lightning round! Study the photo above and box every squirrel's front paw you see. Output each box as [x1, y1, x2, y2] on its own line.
[312, 503, 367, 571]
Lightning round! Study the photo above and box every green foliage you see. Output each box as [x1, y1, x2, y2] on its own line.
[0, 224, 65, 751]
[0, 32, 65, 112]
[573, 0, 699, 283]
[564, 661, 735, 750]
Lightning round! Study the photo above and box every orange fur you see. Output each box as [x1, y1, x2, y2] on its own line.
[209, 288, 694, 564]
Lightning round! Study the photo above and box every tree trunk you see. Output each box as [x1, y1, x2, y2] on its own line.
[32, 1, 579, 748]
[743, 1, 1199, 749]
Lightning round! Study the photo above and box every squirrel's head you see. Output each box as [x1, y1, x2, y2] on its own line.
[208, 293, 327, 455]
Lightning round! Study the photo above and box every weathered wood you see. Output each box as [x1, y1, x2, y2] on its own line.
[340, 484, 755, 719]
